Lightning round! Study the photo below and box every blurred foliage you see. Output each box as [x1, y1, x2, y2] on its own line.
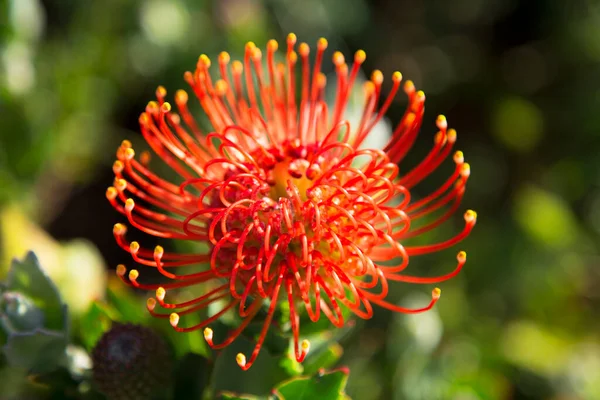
[0, 252, 70, 398]
[0, 252, 68, 373]
[0, 0, 599, 399]
[0, 206, 107, 316]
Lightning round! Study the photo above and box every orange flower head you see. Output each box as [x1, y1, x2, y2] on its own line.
[107, 34, 477, 370]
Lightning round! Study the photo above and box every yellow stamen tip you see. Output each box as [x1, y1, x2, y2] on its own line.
[156, 86, 166, 97]
[287, 33, 297, 45]
[156, 287, 166, 301]
[124, 147, 135, 160]
[113, 223, 127, 235]
[146, 298, 156, 311]
[232, 60, 243, 74]
[392, 71, 403, 82]
[436, 115, 447, 129]
[317, 72, 327, 88]
[116, 264, 127, 276]
[125, 198, 135, 212]
[106, 187, 117, 200]
[251, 47, 262, 60]
[236, 353, 246, 367]
[215, 79, 228, 96]
[219, 51, 230, 64]
[199, 54, 211, 67]
[301, 339, 310, 352]
[245, 41, 256, 51]
[203, 327, 213, 341]
[139, 112, 150, 126]
[169, 313, 180, 327]
[146, 101, 159, 113]
[464, 210, 478, 223]
[130, 241, 140, 253]
[128, 269, 139, 281]
[289, 51, 298, 64]
[112, 160, 124, 173]
[318, 37, 328, 50]
[457, 251, 467, 262]
[416, 90, 426, 100]
[115, 178, 127, 191]
[161, 102, 171, 113]
[121, 140, 132, 149]
[268, 39, 278, 52]
[447, 129, 457, 143]
[453, 150, 464, 164]
[333, 51, 345, 66]
[461, 163, 471, 177]
[175, 89, 188, 104]
[154, 245, 164, 257]
[354, 50, 366, 63]
[299, 43, 310, 56]
[432, 288, 441, 299]
[371, 70, 383, 85]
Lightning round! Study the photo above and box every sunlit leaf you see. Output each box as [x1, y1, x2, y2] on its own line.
[273, 368, 350, 400]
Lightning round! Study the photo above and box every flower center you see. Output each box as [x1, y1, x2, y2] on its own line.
[202, 137, 397, 297]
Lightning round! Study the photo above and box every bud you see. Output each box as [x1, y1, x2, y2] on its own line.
[92, 323, 172, 400]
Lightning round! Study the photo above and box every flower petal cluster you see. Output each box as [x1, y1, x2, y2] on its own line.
[107, 34, 476, 369]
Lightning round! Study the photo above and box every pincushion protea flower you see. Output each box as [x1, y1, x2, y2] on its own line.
[107, 34, 476, 370]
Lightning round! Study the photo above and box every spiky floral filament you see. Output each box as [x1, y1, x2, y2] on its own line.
[107, 34, 477, 370]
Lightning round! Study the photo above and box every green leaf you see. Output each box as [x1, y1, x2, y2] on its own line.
[273, 368, 350, 400]
[216, 392, 261, 400]
[6, 252, 67, 333]
[301, 343, 344, 376]
[106, 279, 149, 324]
[278, 354, 304, 377]
[79, 301, 117, 351]
[2, 328, 67, 373]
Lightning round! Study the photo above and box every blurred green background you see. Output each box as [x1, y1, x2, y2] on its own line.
[1, 0, 599, 399]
